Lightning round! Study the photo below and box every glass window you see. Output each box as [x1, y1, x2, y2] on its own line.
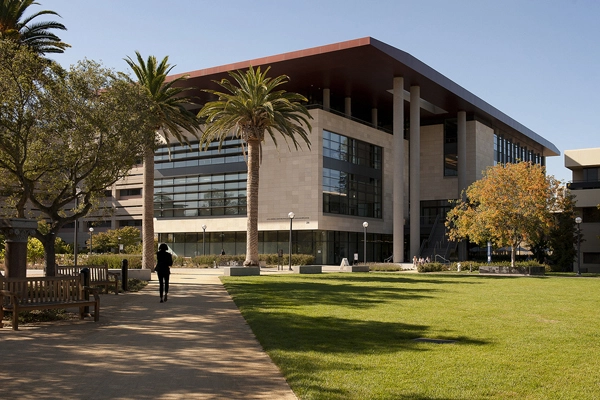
[444, 120, 458, 176]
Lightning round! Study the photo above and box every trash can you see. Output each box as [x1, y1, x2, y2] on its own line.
[121, 259, 128, 292]
[80, 267, 90, 315]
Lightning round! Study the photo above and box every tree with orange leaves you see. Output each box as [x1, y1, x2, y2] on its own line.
[446, 162, 561, 267]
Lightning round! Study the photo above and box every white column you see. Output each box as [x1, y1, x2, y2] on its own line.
[371, 108, 378, 128]
[393, 77, 405, 263]
[345, 97, 351, 117]
[323, 88, 330, 111]
[409, 86, 421, 260]
[457, 111, 467, 198]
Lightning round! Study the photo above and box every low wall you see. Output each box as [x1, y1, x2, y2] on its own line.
[292, 265, 322, 274]
[341, 265, 370, 272]
[224, 266, 260, 276]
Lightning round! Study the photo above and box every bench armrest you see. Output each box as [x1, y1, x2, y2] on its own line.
[83, 286, 101, 301]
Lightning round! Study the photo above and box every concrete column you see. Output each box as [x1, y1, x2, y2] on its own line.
[457, 111, 467, 198]
[409, 86, 421, 260]
[345, 97, 351, 117]
[0, 219, 37, 278]
[393, 77, 405, 263]
[457, 110, 468, 261]
[371, 108, 378, 128]
[323, 88, 330, 111]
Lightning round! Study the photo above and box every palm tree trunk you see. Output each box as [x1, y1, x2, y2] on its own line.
[142, 147, 155, 270]
[244, 138, 260, 266]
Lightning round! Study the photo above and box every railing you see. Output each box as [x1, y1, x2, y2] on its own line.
[567, 180, 600, 190]
[435, 254, 450, 264]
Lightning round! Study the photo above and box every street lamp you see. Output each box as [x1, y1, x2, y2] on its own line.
[363, 221, 369, 264]
[118, 236, 122, 254]
[202, 224, 207, 256]
[288, 212, 295, 271]
[575, 216, 582, 276]
[88, 227, 94, 255]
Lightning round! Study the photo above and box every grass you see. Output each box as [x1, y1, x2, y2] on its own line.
[222, 273, 600, 399]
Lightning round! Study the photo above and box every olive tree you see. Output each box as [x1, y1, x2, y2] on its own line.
[0, 40, 155, 275]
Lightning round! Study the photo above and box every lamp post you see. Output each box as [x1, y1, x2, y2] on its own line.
[288, 212, 295, 271]
[73, 189, 82, 267]
[362, 221, 369, 264]
[201, 225, 207, 256]
[575, 216, 582, 276]
[118, 236, 122, 254]
[88, 227, 94, 255]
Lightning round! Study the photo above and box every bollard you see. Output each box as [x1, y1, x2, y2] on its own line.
[121, 259, 128, 292]
[80, 268, 90, 315]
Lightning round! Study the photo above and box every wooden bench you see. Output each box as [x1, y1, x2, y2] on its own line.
[0, 275, 100, 330]
[57, 265, 119, 294]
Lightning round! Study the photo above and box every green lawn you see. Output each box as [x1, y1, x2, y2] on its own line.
[222, 273, 600, 400]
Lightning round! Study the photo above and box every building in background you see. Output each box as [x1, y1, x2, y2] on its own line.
[66, 37, 560, 264]
[565, 148, 600, 272]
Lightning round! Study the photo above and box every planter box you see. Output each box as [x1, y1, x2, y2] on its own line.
[479, 266, 545, 275]
[342, 265, 370, 272]
[224, 266, 260, 276]
[292, 265, 322, 274]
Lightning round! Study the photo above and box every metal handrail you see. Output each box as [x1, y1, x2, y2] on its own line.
[435, 254, 450, 264]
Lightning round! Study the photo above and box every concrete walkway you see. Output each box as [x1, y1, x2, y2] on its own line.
[0, 268, 297, 400]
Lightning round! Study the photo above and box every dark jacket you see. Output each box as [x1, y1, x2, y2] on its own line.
[156, 250, 173, 274]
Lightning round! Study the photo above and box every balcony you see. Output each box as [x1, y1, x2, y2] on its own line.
[567, 180, 600, 190]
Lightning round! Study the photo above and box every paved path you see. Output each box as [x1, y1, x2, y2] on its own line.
[0, 268, 297, 400]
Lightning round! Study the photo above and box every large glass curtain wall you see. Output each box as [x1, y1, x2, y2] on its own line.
[494, 134, 544, 166]
[158, 230, 393, 264]
[322, 130, 383, 218]
[154, 138, 248, 217]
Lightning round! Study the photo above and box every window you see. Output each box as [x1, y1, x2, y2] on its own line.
[583, 167, 599, 183]
[154, 171, 247, 217]
[444, 120, 457, 176]
[582, 207, 600, 223]
[120, 188, 141, 197]
[323, 130, 382, 169]
[323, 168, 381, 218]
[583, 253, 600, 264]
[155, 138, 244, 170]
[119, 220, 142, 227]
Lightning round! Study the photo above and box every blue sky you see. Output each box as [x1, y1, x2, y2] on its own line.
[48, 0, 599, 182]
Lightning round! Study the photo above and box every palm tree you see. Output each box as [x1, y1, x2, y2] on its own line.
[198, 66, 312, 267]
[0, 0, 69, 54]
[125, 52, 200, 270]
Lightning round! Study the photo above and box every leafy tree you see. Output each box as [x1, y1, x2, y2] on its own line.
[86, 226, 140, 253]
[0, 0, 69, 54]
[446, 162, 560, 267]
[124, 52, 201, 270]
[198, 66, 312, 266]
[54, 235, 72, 254]
[0, 41, 156, 275]
[27, 236, 44, 264]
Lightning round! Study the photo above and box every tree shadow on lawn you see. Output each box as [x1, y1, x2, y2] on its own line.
[248, 312, 488, 354]
[322, 273, 486, 285]
[227, 280, 435, 310]
[225, 274, 483, 311]
[248, 312, 489, 400]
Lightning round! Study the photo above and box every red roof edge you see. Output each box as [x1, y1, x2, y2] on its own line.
[168, 37, 373, 81]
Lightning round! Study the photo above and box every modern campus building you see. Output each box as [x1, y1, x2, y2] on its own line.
[565, 148, 600, 273]
[70, 37, 560, 264]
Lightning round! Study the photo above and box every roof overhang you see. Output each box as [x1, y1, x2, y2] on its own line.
[171, 37, 559, 157]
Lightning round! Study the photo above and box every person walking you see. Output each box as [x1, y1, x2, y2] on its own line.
[155, 243, 173, 303]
